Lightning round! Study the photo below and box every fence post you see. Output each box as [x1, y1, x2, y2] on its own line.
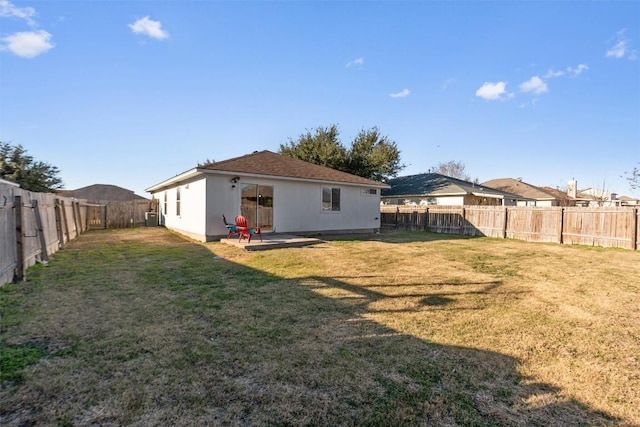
[502, 206, 508, 239]
[461, 207, 466, 235]
[13, 195, 25, 282]
[71, 201, 80, 238]
[31, 199, 49, 263]
[55, 199, 65, 249]
[59, 199, 70, 245]
[425, 207, 430, 232]
[631, 207, 638, 251]
[559, 207, 565, 244]
[395, 206, 399, 229]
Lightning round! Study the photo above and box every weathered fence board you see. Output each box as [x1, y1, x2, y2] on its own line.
[381, 205, 639, 251]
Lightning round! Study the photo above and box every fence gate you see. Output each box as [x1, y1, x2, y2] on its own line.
[87, 204, 107, 229]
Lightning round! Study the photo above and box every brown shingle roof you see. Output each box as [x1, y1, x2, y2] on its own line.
[482, 178, 557, 200]
[59, 184, 148, 203]
[200, 150, 388, 187]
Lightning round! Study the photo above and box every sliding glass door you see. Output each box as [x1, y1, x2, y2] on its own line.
[240, 183, 273, 230]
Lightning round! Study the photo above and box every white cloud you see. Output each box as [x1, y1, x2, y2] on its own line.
[606, 29, 636, 60]
[0, 0, 36, 26]
[442, 78, 456, 89]
[567, 64, 588, 76]
[475, 81, 509, 101]
[519, 76, 548, 95]
[128, 16, 169, 40]
[0, 30, 53, 58]
[389, 88, 410, 98]
[543, 69, 564, 79]
[346, 57, 364, 68]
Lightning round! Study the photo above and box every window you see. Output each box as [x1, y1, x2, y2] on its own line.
[362, 188, 378, 196]
[176, 186, 181, 216]
[163, 192, 167, 214]
[322, 187, 340, 211]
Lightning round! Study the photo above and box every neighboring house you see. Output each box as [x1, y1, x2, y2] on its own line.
[145, 150, 389, 242]
[381, 173, 526, 206]
[58, 184, 148, 204]
[618, 196, 640, 206]
[482, 178, 570, 206]
[576, 187, 620, 207]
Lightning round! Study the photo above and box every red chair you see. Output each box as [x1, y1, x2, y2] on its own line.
[235, 215, 262, 243]
[222, 215, 239, 240]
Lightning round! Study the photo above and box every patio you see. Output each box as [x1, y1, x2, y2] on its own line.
[219, 233, 323, 251]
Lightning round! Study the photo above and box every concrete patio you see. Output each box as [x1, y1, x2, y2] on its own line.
[219, 233, 323, 251]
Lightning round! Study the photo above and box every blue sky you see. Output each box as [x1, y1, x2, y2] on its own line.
[1, 1, 639, 198]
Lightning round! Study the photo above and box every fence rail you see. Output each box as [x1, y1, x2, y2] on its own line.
[1, 183, 158, 285]
[380, 205, 640, 251]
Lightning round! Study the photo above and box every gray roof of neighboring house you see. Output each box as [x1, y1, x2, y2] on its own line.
[59, 184, 148, 203]
[382, 173, 526, 200]
[147, 150, 389, 192]
[481, 178, 559, 200]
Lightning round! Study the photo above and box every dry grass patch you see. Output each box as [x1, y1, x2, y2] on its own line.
[1, 228, 638, 426]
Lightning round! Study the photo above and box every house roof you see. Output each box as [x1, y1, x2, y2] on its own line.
[382, 173, 525, 200]
[58, 184, 148, 203]
[147, 150, 389, 192]
[481, 178, 558, 200]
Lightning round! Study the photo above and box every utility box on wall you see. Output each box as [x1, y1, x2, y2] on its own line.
[145, 212, 158, 226]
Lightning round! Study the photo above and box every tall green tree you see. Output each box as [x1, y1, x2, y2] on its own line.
[279, 125, 404, 182]
[0, 142, 64, 192]
[279, 125, 347, 171]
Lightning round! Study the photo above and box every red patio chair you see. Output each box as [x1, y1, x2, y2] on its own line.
[223, 215, 239, 240]
[235, 215, 262, 243]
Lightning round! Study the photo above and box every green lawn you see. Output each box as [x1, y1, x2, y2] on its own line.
[1, 227, 638, 426]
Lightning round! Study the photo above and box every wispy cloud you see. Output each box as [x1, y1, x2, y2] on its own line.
[543, 69, 564, 79]
[0, 0, 36, 26]
[389, 88, 410, 98]
[475, 82, 511, 101]
[129, 16, 169, 40]
[0, 30, 53, 58]
[0, 0, 54, 58]
[442, 78, 456, 89]
[606, 29, 637, 60]
[519, 76, 548, 95]
[567, 64, 588, 77]
[346, 57, 364, 68]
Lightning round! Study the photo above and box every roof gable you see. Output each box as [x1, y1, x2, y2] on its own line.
[60, 184, 148, 202]
[200, 150, 387, 187]
[382, 173, 523, 199]
[481, 178, 558, 200]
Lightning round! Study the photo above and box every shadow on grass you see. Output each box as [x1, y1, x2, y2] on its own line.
[321, 229, 481, 244]
[0, 228, 624, 426]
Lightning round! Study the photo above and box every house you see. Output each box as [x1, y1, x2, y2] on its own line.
[145, 150, 389, 242]
[58, 184, 148, 204]
[381, 173, 526, 206]
[576, 187, 621, 207]
[617, 196, 639, 206]
[482, 178, 572, 206]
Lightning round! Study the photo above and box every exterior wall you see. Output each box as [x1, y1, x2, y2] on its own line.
[158, 177, 208, 241]
[203, 175, 382, 239]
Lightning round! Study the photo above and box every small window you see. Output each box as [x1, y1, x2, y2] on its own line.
[322, 187, 340, 211]
[163, 192, 168, 214]
[176, 187, 181, 216]
[362, 188, 377, 196]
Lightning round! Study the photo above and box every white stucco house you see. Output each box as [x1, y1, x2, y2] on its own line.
[145, 150, 390, 242]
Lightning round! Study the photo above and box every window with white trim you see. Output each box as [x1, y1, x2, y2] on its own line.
[322, 187, 340, 211]
[176, 186, 181, 216]
[163, 192, 167, 214]
[362, 188, 378, 196]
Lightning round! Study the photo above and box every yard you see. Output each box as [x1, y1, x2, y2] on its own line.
[1, 227, 638, 426]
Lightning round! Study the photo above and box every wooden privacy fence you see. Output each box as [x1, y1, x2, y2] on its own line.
[86, 199, 158, 229]
[1, 183, 89, 285]
[380, 205, 640, 251]
[1, 182, 159, 285]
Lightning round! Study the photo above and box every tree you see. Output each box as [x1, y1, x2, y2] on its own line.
[279, 125, 347, 171]
[0, 142, 64, 192]
[430, 160, 471, 181]
[346, 127, 404, 182]
[279, 125, 404, 182]
[623, 164, 639, 193]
